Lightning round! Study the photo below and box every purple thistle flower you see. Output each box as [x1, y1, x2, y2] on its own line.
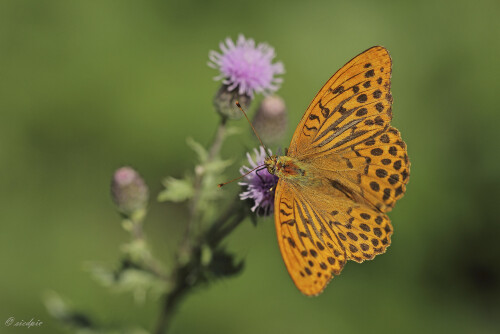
[208, 35, 285, 97]
[239, 146, 279, 215]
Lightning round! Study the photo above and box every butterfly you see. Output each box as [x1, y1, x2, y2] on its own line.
[264, 46, 410, 295]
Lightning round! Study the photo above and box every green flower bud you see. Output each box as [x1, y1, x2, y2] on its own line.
[213, 84, 252, 120]
[111, 167, 149, 216]
[252, 95, 287, 144]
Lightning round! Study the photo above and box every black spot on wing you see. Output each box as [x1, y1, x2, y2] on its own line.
[308, 113, 320, 123]
[318, 100, 330, 118]
[305, 125, 318, 132]
[280, 209, 291, 216]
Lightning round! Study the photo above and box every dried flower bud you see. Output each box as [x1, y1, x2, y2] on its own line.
[213, 84, 251, 120]
[252, 95, 287, 144]
[111, 166, 149, 216]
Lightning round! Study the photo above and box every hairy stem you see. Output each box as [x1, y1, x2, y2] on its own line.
[206, 197, 246, 247]
[154, 266, 191, 334]
[126, 210, 168, 281]
[181, 117, 228, 256]
[154, 197, 246, 334]
[209, 209, 247, 247]
[155, 117, 235, 334]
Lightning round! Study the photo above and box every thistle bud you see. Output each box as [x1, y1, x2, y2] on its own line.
[111, 166, 149, 216]
[252, 95, 287, 144]
[213, 84, 251, 120]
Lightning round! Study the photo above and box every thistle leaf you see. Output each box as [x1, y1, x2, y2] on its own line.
[158, 176, 194, 202]
[186, 137, 208, 163]
[205, 248, 244, 279]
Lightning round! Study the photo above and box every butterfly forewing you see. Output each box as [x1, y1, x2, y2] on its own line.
[307, 126, 410, 214]
[288, 46, 393, 157]
[341, 126, 409, 212]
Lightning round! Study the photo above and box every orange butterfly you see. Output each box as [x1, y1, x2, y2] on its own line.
[264, 46, 410, 295]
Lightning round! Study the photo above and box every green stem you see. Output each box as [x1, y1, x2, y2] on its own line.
[209, 210, 247, 248]
[154, 117, 233, 334]
[181, 117, 228, 257]
[154, 198, 246, 334]
[153, 268, 190, 334]
[206, 198, 247, 247]
[205, 195, 240, 239]
[125, 209, 169, 281]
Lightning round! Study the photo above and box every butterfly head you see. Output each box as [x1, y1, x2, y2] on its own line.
[264, 155, 278, 175]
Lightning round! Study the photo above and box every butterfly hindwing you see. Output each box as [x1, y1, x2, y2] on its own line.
[274, 180, 346, 296]
[294, 182, 395, 264]
[324, 205, 393, 263]
[288, 46, 393, 157]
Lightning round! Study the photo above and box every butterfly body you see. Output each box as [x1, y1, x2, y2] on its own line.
[265, 155, 308, 178]
[270, 46, 410, 296]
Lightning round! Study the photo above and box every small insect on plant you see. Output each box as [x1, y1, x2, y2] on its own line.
[223, 46, 410, 296]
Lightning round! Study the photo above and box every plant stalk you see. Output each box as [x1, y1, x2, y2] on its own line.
[155, 117, 237, 334]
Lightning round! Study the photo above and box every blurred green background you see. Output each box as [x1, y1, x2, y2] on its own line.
[1, 0, 499, 333]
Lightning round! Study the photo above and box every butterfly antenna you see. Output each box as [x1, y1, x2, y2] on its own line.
[218, 164, 266, 188]
[236, 101, 271, 158]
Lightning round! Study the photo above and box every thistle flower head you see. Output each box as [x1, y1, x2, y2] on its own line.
[239, 147, 278, 216]
[209, 35, 285, 98]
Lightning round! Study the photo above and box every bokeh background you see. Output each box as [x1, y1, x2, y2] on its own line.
[1, 0, 499, 333]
